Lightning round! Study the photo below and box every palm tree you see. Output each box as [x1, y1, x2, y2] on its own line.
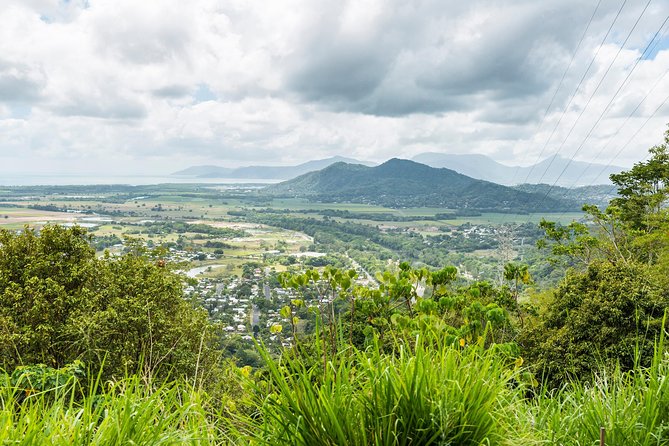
[503, 263, 531, 327]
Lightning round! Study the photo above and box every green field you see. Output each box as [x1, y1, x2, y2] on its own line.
[0, 184, 591, 286]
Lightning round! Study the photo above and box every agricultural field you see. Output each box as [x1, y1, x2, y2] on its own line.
[0, 183, 586, 340]
[0, 183, 585, 285]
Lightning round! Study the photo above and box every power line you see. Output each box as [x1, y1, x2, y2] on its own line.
[537, 7, 666, 196]
[521, 0, 628, 185]
[549, 88, 669, 222]
[536, 13, 669, 222]
[508, 0, 603, 185]
[533, 0, 653, 187]
[576, 16, 669, 175]
[593, 89, 669, 192]
[566, 65, 669, 188]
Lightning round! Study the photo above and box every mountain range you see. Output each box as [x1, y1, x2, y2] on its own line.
[265, 159, 580, 212]
[411, 153, 624, 187]
[174, 153, 623, 187]
[172, 156, 371, 180]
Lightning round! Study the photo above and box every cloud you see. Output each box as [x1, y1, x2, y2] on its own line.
[90, 1, 195, 66]
[0, 0, 667, 176]
[152, 84, 193, 98]
[0, 59, 45, 103]
[281, 0, 628, 116]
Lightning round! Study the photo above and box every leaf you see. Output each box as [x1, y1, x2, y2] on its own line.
[279, 306, 292, 319]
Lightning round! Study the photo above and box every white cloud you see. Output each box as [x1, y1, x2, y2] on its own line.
[0, 0, 668, 178]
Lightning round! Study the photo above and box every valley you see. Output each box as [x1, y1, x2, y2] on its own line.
[0, 179, 586, 363]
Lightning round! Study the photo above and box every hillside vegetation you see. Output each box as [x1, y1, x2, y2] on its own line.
[266, 158, 580, 211]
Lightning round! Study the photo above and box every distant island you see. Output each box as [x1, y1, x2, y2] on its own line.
[172, 156, 372, 180]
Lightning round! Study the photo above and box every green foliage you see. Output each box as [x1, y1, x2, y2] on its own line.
[529, 133, 669, 387]
[7, 361, 85, 402]
[522, 262, 667, 387]
[529, 340, 669, 445]
[503, 263, 531, 299]
[0, 375, 222, 445]
[139, 220, 245, 238]
[0, 225, 96, 368]
[610, 131, 669, 233]
[537, 218, 600, 265]
[234, 335, 525, 445]
[274, 264, 520, 359]
[0, 225, 221, 385]
[4, 345, 669, 444]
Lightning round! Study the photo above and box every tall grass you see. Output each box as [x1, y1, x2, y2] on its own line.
[0, 374, 220, 445]
[2, 338, 669, 445]
[233, 336, 534, 445]
[530, 345, 669, 445]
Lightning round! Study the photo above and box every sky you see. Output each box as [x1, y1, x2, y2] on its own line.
[1, 0, 669, 177]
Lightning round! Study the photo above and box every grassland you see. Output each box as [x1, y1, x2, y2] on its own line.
[0, 189, 585, 231]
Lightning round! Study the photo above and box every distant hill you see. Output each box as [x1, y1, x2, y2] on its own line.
[513, 184, 617, 209]
[412, 153, 624, 186]
[172, 165, 234, 177]
[172, 156, 372, 180]
[265, 159, 580, 212]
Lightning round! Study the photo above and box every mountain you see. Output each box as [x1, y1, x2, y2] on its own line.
[172, 156, 372, 180]
[412, 153, 624, 186]
[171, 165, 234, 177]
[265, 159, 579, 212]
[513, 184, 617, 209]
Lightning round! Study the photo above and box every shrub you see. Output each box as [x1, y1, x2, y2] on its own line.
[0, 225, 221, 385]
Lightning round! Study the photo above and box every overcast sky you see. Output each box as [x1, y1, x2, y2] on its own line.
[1, 0, 669, 176]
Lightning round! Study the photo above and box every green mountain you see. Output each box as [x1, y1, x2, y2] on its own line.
[265, 159, 579, 212]
[172, 156, 372, 180]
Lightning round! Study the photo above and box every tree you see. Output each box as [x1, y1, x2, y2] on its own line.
[521, 261, 666, 387]
[503, 263, 532, 327]
[537, 133, 669, 267]
[0, 225, 221, 385]
[609, 134, 669, 233]
[503, 263, 531, 304]
[527, 129, 669, 386]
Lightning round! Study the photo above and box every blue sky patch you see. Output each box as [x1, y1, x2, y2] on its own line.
[193, 84, 216, 103]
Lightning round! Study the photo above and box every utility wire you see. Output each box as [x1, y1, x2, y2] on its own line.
[574, 16, 669, 180]
[549, 88, 669, 222]
[537, 6, 666, 199]
[566, 64, 669, 189]
[521, 0, 628, 185]
[508, 0, 603, 185]
[594, 89, 669, 194]
[533, 0, 653, 188]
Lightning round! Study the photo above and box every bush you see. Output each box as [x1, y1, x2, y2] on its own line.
[521, 261, 668, 387]
[0, 225, 221, 385]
